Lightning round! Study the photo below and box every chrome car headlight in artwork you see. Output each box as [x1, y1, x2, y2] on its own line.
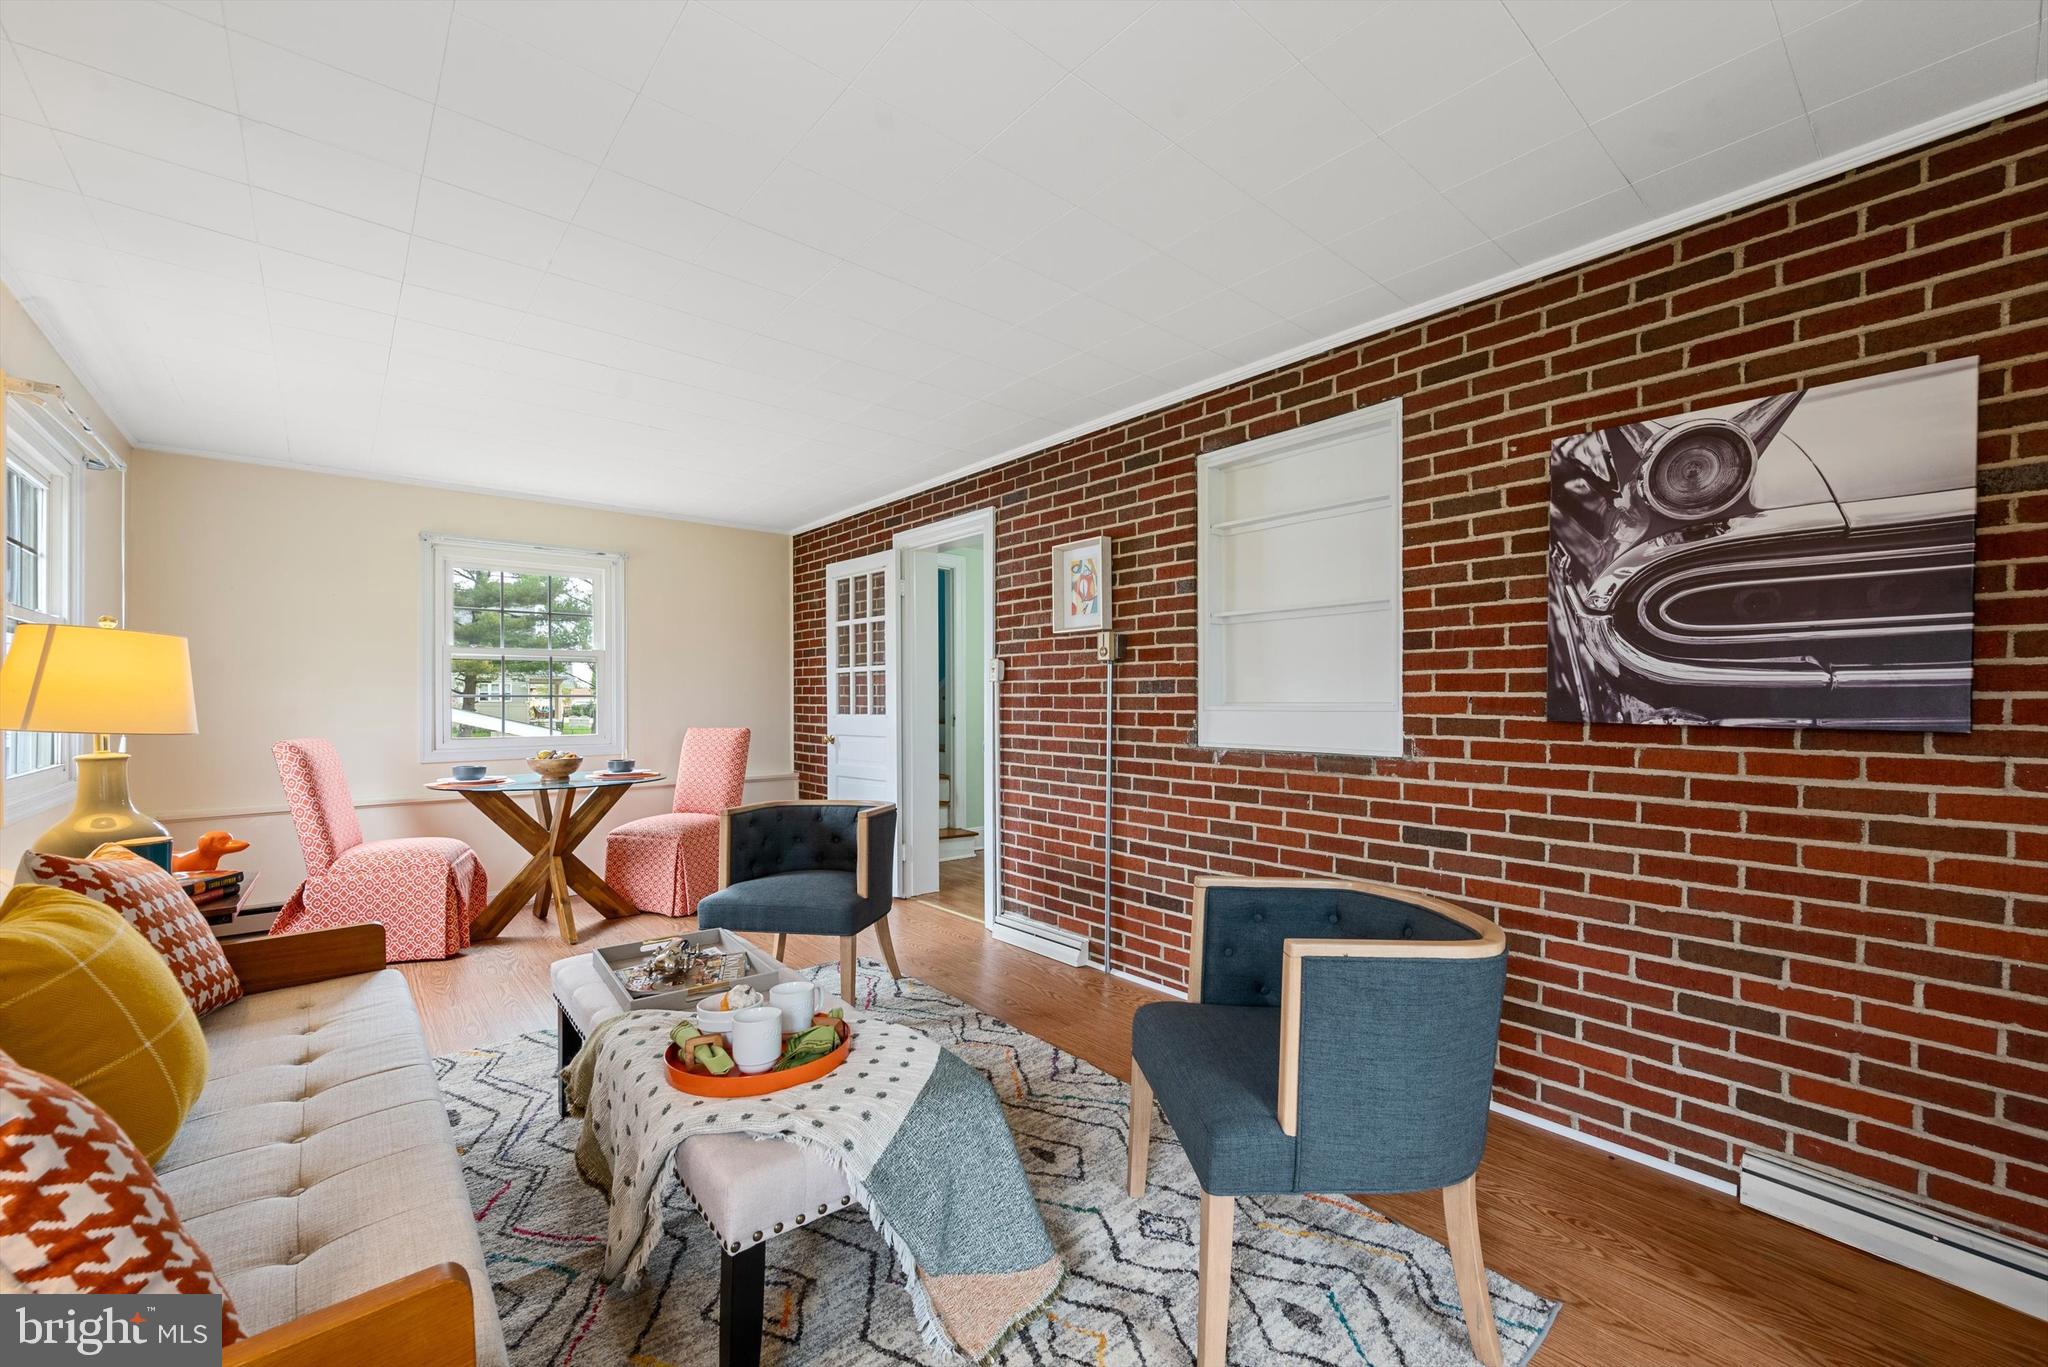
[1546, 358, 1978, 732]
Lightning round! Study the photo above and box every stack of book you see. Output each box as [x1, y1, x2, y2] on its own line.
[179, 869, 245, 920]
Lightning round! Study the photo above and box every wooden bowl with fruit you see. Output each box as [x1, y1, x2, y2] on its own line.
[527, 749, 581, 780]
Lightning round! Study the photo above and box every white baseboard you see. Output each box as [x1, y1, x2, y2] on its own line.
[1741, 1152, 2048, 1320]
[991, 915, 1091, 967]
[1489, 1100, 1739, 1196]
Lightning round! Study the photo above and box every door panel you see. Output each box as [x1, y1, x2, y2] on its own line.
[901, 548, 940, 896]
[825, 553, 898, 880]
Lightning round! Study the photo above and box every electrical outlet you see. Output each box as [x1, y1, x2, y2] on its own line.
[1095, 631, 1123, 662]
[986, 657, 1005, 683]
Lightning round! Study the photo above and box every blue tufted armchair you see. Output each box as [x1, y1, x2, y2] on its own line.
[1128, 877, 1509, 1367]
[696, 800, 900, 1001]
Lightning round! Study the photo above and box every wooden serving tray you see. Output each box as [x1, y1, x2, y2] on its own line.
[664, 1016, 851, 1098]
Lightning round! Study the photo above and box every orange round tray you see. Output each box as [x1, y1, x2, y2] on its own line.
[664, 1018, 851, 1098]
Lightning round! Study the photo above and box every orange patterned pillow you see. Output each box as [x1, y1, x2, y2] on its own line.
[0, 1051, 243, 1340]
[20, 853, 242, 1016]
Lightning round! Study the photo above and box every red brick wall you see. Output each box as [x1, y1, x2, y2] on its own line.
[792, 105, 2048, 1241]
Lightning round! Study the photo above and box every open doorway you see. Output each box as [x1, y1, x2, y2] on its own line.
[895, 508, 998, 929]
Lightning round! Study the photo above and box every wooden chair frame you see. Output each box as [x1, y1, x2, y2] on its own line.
[215, 926, 481, 1367]
[715, 799, 901, 999]
[1130, 876, 1508, 1367]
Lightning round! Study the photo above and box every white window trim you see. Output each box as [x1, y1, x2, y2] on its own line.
[418, 533, 627, 763]
[4, 397, 85, 822]
[1196, 399, 1405, 758]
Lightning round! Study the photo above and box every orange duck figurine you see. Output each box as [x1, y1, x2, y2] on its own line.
[172, 830, 249, 873]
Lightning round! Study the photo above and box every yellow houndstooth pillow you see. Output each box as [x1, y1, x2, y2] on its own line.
[0, 884, 207, 1163]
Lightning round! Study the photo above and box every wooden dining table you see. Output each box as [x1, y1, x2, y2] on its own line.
[429, 770, 666, 946]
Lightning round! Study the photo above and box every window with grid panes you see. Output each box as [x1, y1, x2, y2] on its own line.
[4, 427, 79, 815]
[833, 569, 888, 717]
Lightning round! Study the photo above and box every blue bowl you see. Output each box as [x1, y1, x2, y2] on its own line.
[451, 764, 488, 781]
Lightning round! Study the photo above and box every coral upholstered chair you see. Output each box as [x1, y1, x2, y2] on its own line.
[270, 738, 486, 962]
[603, 727, 751, 918]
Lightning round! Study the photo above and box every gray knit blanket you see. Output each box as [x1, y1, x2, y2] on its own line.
[563, 1007, 1061, 1361]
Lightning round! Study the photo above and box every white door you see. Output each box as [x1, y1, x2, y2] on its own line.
[900, 548, 941, 897]
[825, 553, 898, 876]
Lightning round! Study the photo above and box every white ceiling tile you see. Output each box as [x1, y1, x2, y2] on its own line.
[1077, 0, 1297, 140]
[221, 0, 451, 101]
[1005, 210, 1151, 291]
[425, 109, 593, 220]
[972, 0, 1146, 66]
[0, 39, 43, 121]
[571, 171, 728, 263]
[1327, 193, 1484, 279]
[14, 48, 245, 179]
[1090, 251, 1220, 321]
[265, 288, 395, 346]
[61, 137, 253, 237]
[242, 122, 421, 232]
[1492, 186, 1648, 266]
[1154, 287, 1286, 352]
[161, 1, 226, 23]
[1307, 0, 1534, 132]
[1784, 0, 2038, 108]
[436, 16, 634, 162]
[1769, 0, 1857, 35]
[846, 215, 996, 298]
[0, 229, 115, 286]
[1288, 280, 1402, 338]
[1502, 0, 1624, 47]
[1590, 41, 1806, 180]
[1382, 239, 1515, 305]
[904, 157, 1075, 255]
[106, 249, 265, 316]
[1180, 69, 1374, 198]
[642, 4, 844, 154]
[551, 225, 795, 327]
[605, 99, 776, 212]
[1, 0, 236, 107]
[251, 189, 410, 279]
[260, 245, 401, 311]
[1167, 205, 1317, 286]
[89, 199, 257, 280]
[1806, 26, 2042, 157]
[1023, 290, 1143, 349]
[1209, 316, 1312, 368]
[1236, 0, 1380, 60]
[736, 162, 896, 256]
[857, 2, 1063, 148]
[699, 0, 917, 79]
[799, 261, 938, 327]
[698, 216, 839, 296]
[413, 177, 566, 268]
[788, 90, 975, 206]
[1539, 1, 1782, 124]
[944, 255, 1071, 325]
[0, 114, 72, 190]
[981, 75, 1173, 199]
[1382, 57, 1585, 189]
[1443, 128, 1631, 237]
[453, 0, 683, 89]
[1233, 246, 1376, 318]
[1631, 115, 1817, 215]
[1090, 319, 1207, 374]
[1263, 138, 1434, 241]
[1084, 144, 1251, 250]
[229, 32, 435, 169]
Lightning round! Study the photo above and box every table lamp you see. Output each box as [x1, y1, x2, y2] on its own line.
[0, 616, 197, 856]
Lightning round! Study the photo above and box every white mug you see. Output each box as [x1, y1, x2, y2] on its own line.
[695, 1002, 738, 1037]
[729, 1006, 784, 1075]
[770, 980, 822, 1034]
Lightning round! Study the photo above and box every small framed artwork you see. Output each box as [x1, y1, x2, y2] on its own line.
[1051, 536, 1111, 633]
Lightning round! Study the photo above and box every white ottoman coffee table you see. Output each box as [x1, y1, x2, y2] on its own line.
[550, 953, 855, 1367]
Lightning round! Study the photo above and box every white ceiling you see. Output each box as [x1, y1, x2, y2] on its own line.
[1, 1, 2043, 531]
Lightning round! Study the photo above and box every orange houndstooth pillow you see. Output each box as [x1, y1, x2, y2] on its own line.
[20, 853, 242, 1016]
[0, 1051, 243, 1340]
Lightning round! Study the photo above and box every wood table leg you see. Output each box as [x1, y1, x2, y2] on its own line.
[718, 1241, 766, 1367]
[465, 791, 553, 941]
[548, 791, 579, 946]
[532, 789, 556, 922]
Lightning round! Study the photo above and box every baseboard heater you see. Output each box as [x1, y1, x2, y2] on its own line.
[990, 913, 1092, 967]
[1739, 1152, 2048, 1320]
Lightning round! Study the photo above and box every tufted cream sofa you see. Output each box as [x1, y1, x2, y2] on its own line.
[163, 925, 506, 1367]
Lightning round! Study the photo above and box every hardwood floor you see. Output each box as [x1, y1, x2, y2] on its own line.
[401, 897, 2048, 1366]
[912, 850, 985, 923]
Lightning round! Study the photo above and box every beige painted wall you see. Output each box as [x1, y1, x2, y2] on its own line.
[0, 281, 129, 857]
[120, 449, 793, 897]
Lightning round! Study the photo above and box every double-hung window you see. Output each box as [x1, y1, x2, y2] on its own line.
[4, 413, 80, 815]
[1196, 399, 1404, 757]
[420, 535, 626, 762]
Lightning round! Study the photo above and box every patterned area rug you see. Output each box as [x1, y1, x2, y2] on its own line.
[436, 962, 1560, 1365]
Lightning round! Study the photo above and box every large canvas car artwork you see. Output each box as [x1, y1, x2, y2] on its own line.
[1546, 357, 1978, 732]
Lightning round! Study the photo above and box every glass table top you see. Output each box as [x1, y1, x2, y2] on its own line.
[426, 771, 667, 793]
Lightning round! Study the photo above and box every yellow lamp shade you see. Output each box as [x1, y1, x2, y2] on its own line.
[0, 621, 197, 736]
